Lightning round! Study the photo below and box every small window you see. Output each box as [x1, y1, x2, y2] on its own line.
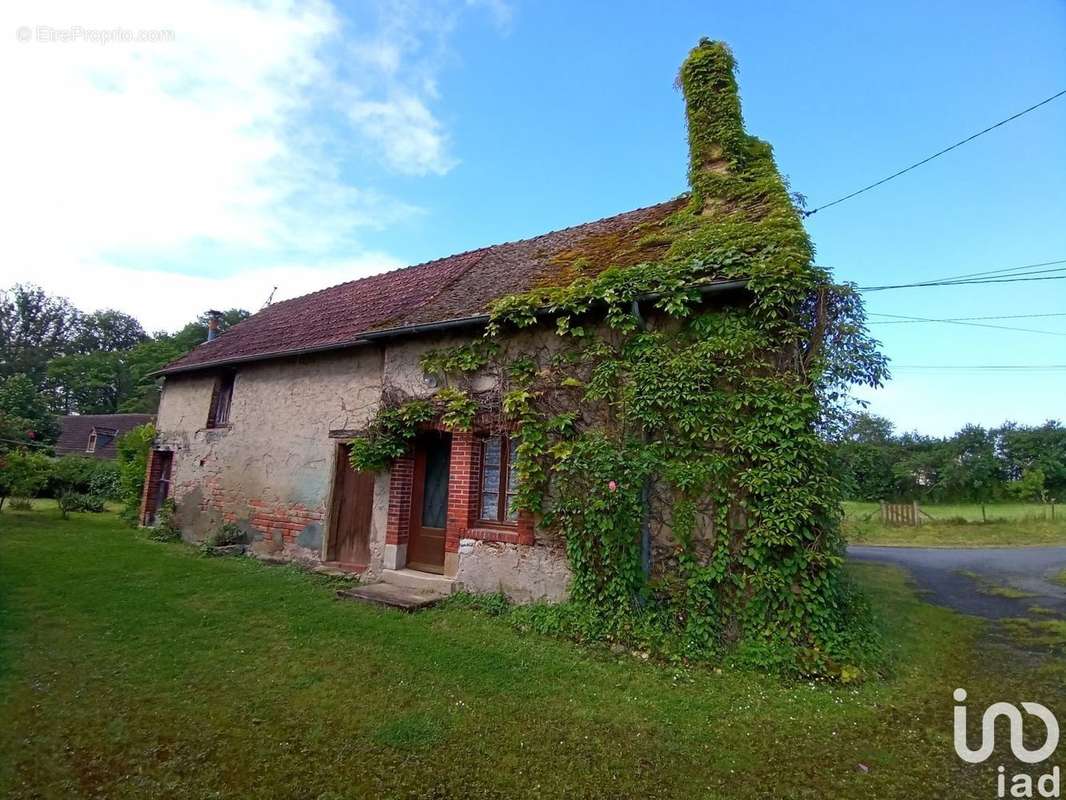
[478, 435, 520, 524]
[86, 432, 97, 453]
[208, 371, 236, 428]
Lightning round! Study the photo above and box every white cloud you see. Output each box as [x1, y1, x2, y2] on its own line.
[0, 0, 506, 331]
[347, 93, 454, 176]
[339, 0, 513, 176]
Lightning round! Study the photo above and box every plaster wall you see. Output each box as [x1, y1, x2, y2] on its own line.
[156, 347, 385, 563]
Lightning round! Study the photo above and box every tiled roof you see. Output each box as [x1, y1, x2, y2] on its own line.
[158, 198, 687, 375]
[55, 414, 155, 459]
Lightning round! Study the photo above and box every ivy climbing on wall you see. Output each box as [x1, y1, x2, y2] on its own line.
[351, 39, 888, 678]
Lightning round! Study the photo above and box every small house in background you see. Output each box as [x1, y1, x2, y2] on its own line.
[54, 414, 155, 460]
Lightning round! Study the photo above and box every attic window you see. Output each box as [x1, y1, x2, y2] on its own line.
[207, 371, 236, 428]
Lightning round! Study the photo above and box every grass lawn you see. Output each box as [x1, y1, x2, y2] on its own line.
[843, 501, 1066, 547]
[2, 508, 1062, 799]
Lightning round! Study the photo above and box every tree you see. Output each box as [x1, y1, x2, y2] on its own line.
[1008, 467, 1047, 503]
[120, 339, 186, 413]
[0, 449, 52, 511]
[0, 284, 82, 387]
[46, 351, 132, 414]
[998, 421, 1066, 500]
[835, 413, 896, 500]
[73, 309, 147, 353]
[938, 425, 1003, 521]
[0, 373, 60, 446]
[843, 412, 895, 445]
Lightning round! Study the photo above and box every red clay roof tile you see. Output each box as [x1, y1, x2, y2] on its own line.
[159, 198, 685, 375]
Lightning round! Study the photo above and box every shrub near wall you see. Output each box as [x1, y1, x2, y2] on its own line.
[115, 423, 155, 525]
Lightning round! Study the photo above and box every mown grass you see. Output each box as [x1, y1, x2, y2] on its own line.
[0, 507, 1061, 799]
[844, 501, 1066, 547]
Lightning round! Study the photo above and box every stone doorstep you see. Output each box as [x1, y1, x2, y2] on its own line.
[380, 568, 459, 594]
[316, 561, 364, 579]
[336, 582, 449, 612]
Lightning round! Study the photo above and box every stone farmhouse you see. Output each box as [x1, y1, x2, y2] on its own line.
[144, 41, 816, 606]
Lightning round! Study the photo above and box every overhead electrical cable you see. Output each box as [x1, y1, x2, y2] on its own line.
[802, 88, 1066, 217]
[866, 312, 1066, 337]
[870, 312, 1066, 324]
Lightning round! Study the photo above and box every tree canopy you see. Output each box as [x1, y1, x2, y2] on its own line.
[0, 283, 249, 418]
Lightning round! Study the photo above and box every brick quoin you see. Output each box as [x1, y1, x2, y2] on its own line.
[385, 454, 415, 546]
[446, 431, 481, 554]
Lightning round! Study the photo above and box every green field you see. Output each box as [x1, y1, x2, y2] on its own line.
[843, 501, 1066, 547]
[1, 506, 1063, 798]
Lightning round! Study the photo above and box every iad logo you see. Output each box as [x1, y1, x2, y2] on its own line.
[954, 688, 1061, 798]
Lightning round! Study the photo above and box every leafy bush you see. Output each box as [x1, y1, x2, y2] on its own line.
[88, 462, 121, 501]
[7, 497, 33, 511]
[148, 498, 181, 542]
[115, 423, 156, 525]
[50, 456, 113, 517]
[205, 522, 245, 547]
[58, 492, 106, 514]
[0, 449, 52, 511]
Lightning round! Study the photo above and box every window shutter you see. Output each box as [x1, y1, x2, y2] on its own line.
[206, 379, 221, 428]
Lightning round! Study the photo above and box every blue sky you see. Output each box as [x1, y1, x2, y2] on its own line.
[3, 0, 1064, 435]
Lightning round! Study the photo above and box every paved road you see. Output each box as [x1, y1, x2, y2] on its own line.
[848, 546, 1066, 618]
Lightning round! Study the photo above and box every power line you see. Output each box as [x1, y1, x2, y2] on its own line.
[871, 312, 1066, 323]
[923, 258, 1066, 284]
[892, 365, 1066, 371]
[858, 271, 1066, 292]
[851, 256, 1066, 292]
[802, 88, 1066, 217]
[867, 312, 1066, 337]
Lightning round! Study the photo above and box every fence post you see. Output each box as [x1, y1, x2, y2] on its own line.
[880, 500, 886, 526]
[913, 500, 920, 527]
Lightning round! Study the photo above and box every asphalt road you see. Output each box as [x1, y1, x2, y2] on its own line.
[848, 545, 1066, 618]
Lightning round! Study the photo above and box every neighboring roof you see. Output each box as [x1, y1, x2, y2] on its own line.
[158, 198, 688, 376]
[55, 414, 155, 459]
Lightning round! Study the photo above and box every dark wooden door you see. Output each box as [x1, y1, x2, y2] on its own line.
[407, 432, 451, 574]
[328, 445, 374, 567]
[147, 451, 173, 525]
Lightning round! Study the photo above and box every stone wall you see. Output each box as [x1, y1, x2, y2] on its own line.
[153, 331, 571, 602]
[156, 347, 385, 563]
[454, 539, 571, 603]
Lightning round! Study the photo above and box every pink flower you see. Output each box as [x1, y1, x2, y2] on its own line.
[607, 480, 618, 492]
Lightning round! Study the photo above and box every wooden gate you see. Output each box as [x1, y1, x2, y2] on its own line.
[879, 501, 922, 527]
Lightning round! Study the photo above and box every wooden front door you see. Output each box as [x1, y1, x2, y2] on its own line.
[327, 444, 374, 567]
[407, 432, 451, 574]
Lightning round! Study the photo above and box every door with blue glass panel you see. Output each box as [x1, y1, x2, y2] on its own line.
[408, 431, 451, 573]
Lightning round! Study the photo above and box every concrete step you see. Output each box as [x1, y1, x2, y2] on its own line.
[380, 568, 457, 594]
[336, 582, 448, 612]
